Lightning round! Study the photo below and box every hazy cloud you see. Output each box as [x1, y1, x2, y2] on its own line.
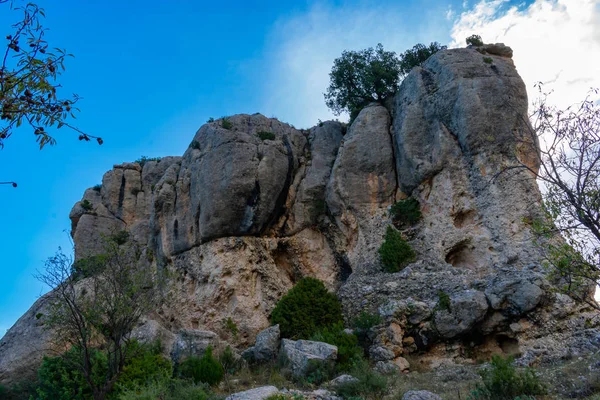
[450, 0, 600, 108]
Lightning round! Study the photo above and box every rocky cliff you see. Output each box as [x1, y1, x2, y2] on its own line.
[2, 45, 599, 385]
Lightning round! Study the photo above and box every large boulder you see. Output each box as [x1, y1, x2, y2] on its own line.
[280, 339, 338, 376]
[433, 290, 489, 339]
[254, 324, 281, 361]
[225, 386, 280, 400]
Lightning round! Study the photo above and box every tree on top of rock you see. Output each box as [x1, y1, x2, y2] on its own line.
[324, 43, 402, 122]
[324, 42, 446, 122]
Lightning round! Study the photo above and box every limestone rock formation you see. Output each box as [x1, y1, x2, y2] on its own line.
[2, 45, 599, 386]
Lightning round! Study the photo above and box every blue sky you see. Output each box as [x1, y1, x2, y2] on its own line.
[1, 0, 599, 336]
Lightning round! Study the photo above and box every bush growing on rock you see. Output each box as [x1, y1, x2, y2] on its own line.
[390, 198, 421, 227]
[468, 355, 545, 400]
[399, 42, 447, 75]
[466, 34, 484, 46]
[379, 226, 416, 272]
[270, 277, 343, 339]
[177, 346, 224, 386]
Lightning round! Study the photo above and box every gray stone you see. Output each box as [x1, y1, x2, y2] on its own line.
[433, 290, 488, 339]
[254, 324, 280, 361]
[369, 345, 395, 361]
[225, 386, 279, 400]
[402, 390, 443, 400]
[374, 361, 400, 374]
[328, 374, 359, 388]
[280, 339, 337, 376]
[481, 43, 513, 58]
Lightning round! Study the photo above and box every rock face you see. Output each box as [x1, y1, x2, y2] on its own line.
[280, 339, 338, 376]
[2, 45, 599, 385]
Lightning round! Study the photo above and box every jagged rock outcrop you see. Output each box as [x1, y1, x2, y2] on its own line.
[2, 45, 599, 386]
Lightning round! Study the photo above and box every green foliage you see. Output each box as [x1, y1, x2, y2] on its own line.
[135, 156, 161, 168]
[257, 131, 276, 141]
[109, 230, 130, 245]
[351, 311, 382, 331]
[483, 57, 493, 64]
[390, 198, 421, 227]
[304, 359, 337, 386]
[207, 117, 215, 123]
[71, 254, 106, 278]
[225, 317, 239, 339]
[118, 379, 210, 400]
[310, 323, 362, 371]
[115, 341, 172, 392]
[177, 347, 224, 386]
[81, 199, 93, 211]
[0, 3, 102, 149]
[219, 345, 241, 375]
[378, 226, 416, 272]
[34, 347, 107, 400]
[334, 358, 387, 399]
[189, 140, 201, 150]
[437, 290, 451, 312]
[270, 277, 343, 339]
[221, 117, 233, 130]
[466, 34, 484, 46]
[468, 355, 546, 400]
[399, 42, 447, 75]
[325, 43, 402, 121]
[92, 184, 102, 192]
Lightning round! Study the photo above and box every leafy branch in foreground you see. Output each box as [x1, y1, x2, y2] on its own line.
[0, 2, 101, 149]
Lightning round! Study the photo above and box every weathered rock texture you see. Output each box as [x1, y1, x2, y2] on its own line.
[2, 45, 599, 385]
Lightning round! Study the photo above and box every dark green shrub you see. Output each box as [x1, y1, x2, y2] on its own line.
[71, 254, 106, 278]
[399, 42, 447, 75]
[92, 184, 102, 192]
[115, 341, 172, 391]
[221, 118, 233, 130]
[34, 347, 107, 400]
[304, 359, 337, 386]
[310, 323, 362, 371]
[135, 156, 161, 167]
[334, 358, 387, 399]
[189, 140, 201, 150]
[118, 379, 210, 400]
[109, 230, 130, 245]
[81, 199, 93, 211]
[378, 226, 416, 272]
[257, 131, 276, 141]
[390, 198, 421, 227]
[271, 277, 343, 339]
[437, 290, 451, 312]
[468, 355, 546, 400]
[207, 117, 215, 123]
[219, 345, 241, 375]
[483, 57, 493, 64]
[177, 346, 224, 386]
[466, 34, 484, 46]
[352, 311, 381, 331]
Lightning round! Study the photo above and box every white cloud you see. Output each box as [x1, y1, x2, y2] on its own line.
[450, 0, 600, 109]
[260, 2, 454, 128]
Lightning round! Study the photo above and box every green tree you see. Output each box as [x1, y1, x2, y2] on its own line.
[379, 225, 416, 272]
[37, 237, 158, 400]
[270, 277, 343, 339]
[398, 42, 447, 75]
[324, 43, 402, 121]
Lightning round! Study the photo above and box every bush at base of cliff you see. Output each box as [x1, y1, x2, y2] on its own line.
[468, 355, 546, 400]
[310, 323, 362, 371]
[115, 341, 172, 392]
[270, 277, 344, 339]
[334, 358, 387, 399]
[118, 379, 210, 400]
[379, 226, 416, 272]
[177, 346, 224, 386]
